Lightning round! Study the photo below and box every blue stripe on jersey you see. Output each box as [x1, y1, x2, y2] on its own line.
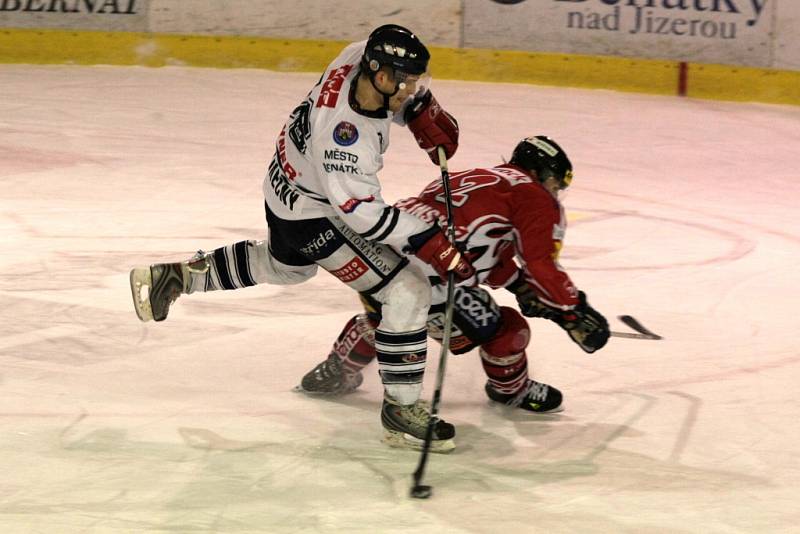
[361, 206, 392, 239]
[234, 241, 256, 287]
[213, 246, 235, 290]
[372, 208, 400, 243]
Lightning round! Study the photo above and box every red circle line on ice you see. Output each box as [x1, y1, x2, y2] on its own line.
[564, 208, 755, 271]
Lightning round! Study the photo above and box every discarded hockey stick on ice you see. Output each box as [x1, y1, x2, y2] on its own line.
[411, 147, 456, 500]
[610, 315, 663, 340]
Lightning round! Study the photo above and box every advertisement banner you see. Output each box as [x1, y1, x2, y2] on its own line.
[775, 2, 800, 70]
[146, 0, 461, 46]
[1, 0, 795, 73]
[0, 0, 148, 31]
[0, 1, 461, 46]
[464, 0, 783, 69]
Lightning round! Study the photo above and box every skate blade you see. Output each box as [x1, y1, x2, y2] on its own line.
[292, 372, 363, 396]
[516, 402, 565, 414]
[523, 405, 566, 416]
[129, 268, 154, 322]
[382, 430, 455, 454]
[292, 384, 341, 396]
[490, 400, 565, 416]
[292, 384, 358, 397]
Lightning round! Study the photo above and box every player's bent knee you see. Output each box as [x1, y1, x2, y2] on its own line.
[482, 306, 531, 358]
[377, 266, 431, 332]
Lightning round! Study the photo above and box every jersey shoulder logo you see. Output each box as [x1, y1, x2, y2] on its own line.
[333, 121, 359, 146]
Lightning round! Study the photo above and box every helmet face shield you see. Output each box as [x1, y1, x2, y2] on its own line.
[391, 72, 432, 117]
[560, 168, 574, 190]
[392, 70, 431, 94]
[539, 167, 572, 195]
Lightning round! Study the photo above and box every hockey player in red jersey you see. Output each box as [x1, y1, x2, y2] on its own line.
[129, 25, 468, 453]
[298, 136, 610, 417]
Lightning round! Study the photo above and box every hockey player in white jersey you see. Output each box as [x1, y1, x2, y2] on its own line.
[297, 136, 610, 416]
[129, 25, 471, 453]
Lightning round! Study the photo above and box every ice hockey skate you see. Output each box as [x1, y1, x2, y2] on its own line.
[381, 396, 455, 453]
[129, 254, 208, 322]
[485, 379, 564, 413]
[295, 352, 364, 395]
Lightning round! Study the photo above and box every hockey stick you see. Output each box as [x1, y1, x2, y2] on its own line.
[610, 315, 663, 340]
[411, 146, 456, 500]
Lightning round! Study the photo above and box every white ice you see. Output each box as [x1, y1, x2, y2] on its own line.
[1, 64, 800, 534]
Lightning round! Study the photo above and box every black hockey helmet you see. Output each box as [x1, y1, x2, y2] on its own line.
[361, 24, 430, 77]
[510, 136, 573, 190]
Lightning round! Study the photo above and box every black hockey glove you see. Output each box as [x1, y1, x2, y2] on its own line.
[508, 278, 609, 354]
[555, 292, 610, 354]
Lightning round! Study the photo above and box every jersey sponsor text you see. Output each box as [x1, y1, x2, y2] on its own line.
[300, 229, 336, 256]
[276, 126, 298, 180]
[324, 162, 361, 174]
[331, 257, 368, 282]
[267, 156, 301, 210]
[324, 149, 359, 163]
[317, 65, 353, 108]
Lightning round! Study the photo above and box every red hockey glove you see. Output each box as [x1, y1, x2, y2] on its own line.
[404, 91, 459, 165]
[408, 226, 474, 282]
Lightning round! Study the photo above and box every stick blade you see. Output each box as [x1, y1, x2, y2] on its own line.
[410, 484, 432, 499]
[617, 315, 663, 340]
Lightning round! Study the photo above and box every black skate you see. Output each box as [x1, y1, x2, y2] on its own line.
[296, 352, 363, 395]
[381, 396, 455, 453]
[129, 253, 208, 322]
[485, 379, 564, 413]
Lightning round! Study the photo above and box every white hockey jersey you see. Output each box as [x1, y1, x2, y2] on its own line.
[263, 41, 429, 251]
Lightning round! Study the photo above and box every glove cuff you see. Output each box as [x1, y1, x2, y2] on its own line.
[505, 271, 529, 295]
[404, 90, 434, 124]
[406, 224, 440, 254]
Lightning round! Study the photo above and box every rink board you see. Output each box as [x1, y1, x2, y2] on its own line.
[2, 28, 799, 106]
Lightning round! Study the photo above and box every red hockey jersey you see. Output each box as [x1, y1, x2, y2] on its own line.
[395, 163, 579, 310]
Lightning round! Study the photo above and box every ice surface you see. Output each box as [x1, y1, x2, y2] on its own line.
[1, 64, 799, 533]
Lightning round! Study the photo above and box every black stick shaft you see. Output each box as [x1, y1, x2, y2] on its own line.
[412, 147, 456, 492]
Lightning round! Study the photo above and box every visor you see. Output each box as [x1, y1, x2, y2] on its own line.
[394, 70, 431, 94]
[393, 71, 433, 119]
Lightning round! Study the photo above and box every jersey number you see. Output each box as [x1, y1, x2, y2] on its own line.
[288, 99, 312, 154]
[429, 174, 501, 207]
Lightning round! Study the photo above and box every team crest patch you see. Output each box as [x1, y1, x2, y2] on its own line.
[333, 121, 359, 146]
